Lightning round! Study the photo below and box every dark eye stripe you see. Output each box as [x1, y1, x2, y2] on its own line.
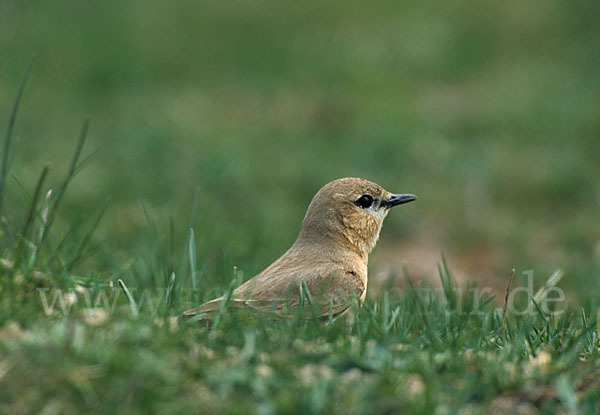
[355, 194, 374, 209]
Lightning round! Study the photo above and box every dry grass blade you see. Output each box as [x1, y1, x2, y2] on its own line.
[12, 165, 51, 271]
[501, 268, 516, 326]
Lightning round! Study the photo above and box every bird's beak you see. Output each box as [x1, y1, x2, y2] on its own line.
[382, 193, 417, 209]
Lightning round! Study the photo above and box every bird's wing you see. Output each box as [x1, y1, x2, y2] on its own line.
[182, 297, 281, 316]
[182, 268, 365, 322]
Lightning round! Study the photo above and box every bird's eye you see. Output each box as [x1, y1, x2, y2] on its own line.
[355, 194, 374, 209]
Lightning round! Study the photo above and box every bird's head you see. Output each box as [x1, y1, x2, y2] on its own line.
[298, 177, 416, 258]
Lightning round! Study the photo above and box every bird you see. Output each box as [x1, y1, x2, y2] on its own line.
[183, 177, 416, 323]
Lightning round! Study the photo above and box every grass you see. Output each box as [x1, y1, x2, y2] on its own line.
[1, 238, 599, 413]
[0, 105, 598, 412]
[1, 1, 600, 413]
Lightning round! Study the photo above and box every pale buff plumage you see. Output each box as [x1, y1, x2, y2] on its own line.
[184, 177, 416, 322]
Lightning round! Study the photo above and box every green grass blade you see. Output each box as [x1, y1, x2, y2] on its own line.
[65, 199, 110, 272]
[140, 199, 160, 241]
[301, 280, 320, 324]
[39, 120, 89, 248]
[118, 278, 139, 317]
[188, 228, 200, 307]
[533, 269, 564, 304]
[0, 56, 34, 219]
[165, 271, 176, 307]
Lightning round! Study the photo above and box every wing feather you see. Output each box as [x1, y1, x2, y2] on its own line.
[182, 268, 365, 323]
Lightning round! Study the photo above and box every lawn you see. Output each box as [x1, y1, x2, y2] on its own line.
[1, 1, 599, 413]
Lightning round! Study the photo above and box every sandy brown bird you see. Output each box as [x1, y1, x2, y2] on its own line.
[183, 177, 416, 322]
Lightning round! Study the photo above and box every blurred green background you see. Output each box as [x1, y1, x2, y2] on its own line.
[1, 0, 599, 299]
